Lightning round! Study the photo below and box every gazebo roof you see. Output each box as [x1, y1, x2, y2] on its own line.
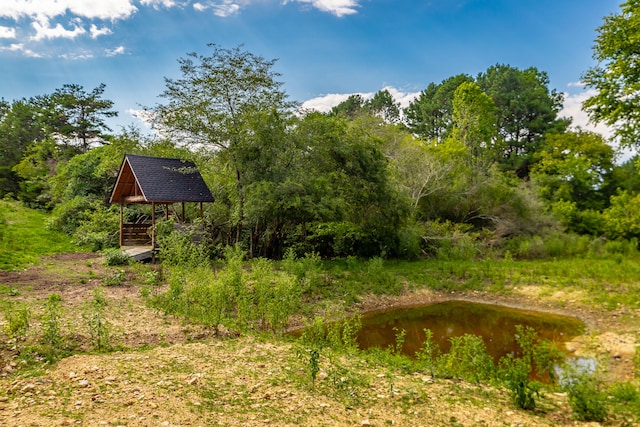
[109, 154, 215, 204]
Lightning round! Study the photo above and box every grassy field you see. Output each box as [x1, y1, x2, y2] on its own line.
[0, 201, 639, 426]
[0, 200, 84, 271]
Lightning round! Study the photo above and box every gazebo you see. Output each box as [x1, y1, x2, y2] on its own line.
[109, 154, 214, 260]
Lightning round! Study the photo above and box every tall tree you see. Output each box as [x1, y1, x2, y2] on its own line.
[0, 98, 47, 196]
[531, 130, 615, 213]
[404, 74, 474, 142]
[154, 44, 295, 243]
[582, 0, 640, 148]
[476, 64, 567, 176]
[50, 83, 117, 152]
[451, 81, 498, 166]
[367, 89, 401, 123]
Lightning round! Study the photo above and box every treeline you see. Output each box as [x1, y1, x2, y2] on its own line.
[1, 44, 639, 260]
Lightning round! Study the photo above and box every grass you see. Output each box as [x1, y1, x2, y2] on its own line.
[0, 200, 84, 270]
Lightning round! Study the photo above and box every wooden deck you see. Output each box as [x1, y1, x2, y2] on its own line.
[122, 245, 155, 262]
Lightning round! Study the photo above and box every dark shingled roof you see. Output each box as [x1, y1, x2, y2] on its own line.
[110, 154, 215, 204]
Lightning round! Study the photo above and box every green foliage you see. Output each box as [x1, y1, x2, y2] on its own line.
[151, 245, 303, 334]
[582, 0, 640, 147]
[39, 293, 65, 362]
[0, 200, 81, 271]
[3, 301, 31, 341]
[436, 334, 495, 383]
[156, 220, 209, 268]
[102, 248, 133, 266]
[603, 190, 640, 240]
[102, 269, 127, 286]
[73, 204, 120, 250]
[499, 325, 564, 410]
[563, 371, 609, 422]
[415, 329, 441, 377]
[296, 314, 363, 390]
[82, 287, 112, 351]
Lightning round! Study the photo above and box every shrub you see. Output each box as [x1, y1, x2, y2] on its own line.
[101, 248, 133, 266]
[436, 334, 494, 383]
[564, 372, 608, 422]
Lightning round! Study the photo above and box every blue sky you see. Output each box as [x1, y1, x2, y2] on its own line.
[0, 0, 620, 136]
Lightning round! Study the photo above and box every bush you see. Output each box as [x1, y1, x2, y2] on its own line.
[101, 248, 133, 266]
[73, 204, 120, 250]
[564, 372, 608, 422]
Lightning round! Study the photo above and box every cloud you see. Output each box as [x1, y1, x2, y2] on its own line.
[90, 24, 113, 39]
[0, 42, 42, 57]
[301, 86, 419, 113]
[140, 0, 178, 9]
[31, 17, 86, 41]
[192, 1, 248, 17]
[106, 45, 127, 56]
[286, 0, 360, 17]
[0, 26, 17, 39]
[0, 0, 138, 21]
[560, 85, 613, 139]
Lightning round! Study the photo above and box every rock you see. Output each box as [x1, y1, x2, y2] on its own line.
[361, 420, 372, 426]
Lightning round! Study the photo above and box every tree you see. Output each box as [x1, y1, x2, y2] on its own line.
[583, 0, 640, 148]
[49, 83, 118, 152]
[451, 81, 498, 166]
[330, 94, 366, 118]
[476, 64, 567, 176]
[404, 74, 474, 142]
[154, 44, 295, 243]
[531, 130, 615, 212]
[0, 98, 48, 196]
[367, 89, 401, 123]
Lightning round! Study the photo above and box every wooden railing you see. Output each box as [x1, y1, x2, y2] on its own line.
[121, 223, 153, 246]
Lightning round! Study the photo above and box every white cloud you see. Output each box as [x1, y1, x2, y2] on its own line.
[0, 26, 17, 39]
[0, 42, 41, 57]
[301, 86, 419, 113]
[90, 24, 113, 39]
[106, 45, 127, 56]
[192, 1, 246, 16]
[193, 2, 208, 11]
[286, 0, 359, 17]
[560, 85, 613, 139]
[140, 0, 178, 9]
[31, 17, 86, 41]
[1, 0, 137, 21]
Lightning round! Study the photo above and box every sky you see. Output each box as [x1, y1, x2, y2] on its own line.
[0, 0, 622, 140]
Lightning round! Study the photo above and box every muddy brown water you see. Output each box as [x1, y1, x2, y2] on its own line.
[356, 300, 585, 360]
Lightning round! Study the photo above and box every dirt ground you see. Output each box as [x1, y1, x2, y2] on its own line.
[0, 253, 637, 426]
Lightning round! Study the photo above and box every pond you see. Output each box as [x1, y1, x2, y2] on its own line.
[356, 300, 585, 360]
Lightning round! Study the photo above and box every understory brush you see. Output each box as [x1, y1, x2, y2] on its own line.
[150, 245, 304, 334]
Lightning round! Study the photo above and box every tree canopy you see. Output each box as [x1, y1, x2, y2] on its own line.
[583, 0, 640, 148]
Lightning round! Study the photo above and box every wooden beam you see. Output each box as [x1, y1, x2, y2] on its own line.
[122, 195, 147, 204]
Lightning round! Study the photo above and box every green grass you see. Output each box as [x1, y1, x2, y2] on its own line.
[0, 200, 83, 270]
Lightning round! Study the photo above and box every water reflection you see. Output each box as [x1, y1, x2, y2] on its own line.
[357, 300, 585, 360]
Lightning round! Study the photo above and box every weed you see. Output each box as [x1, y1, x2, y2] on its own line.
[3, 301, 30, 341]
[415, 329, 441, 377]
[101, 248, 133, 266]
[82, 287, 112, 351]
[40, 293, 64, 361]
[563, 371, 608, 422]
[437, 334, 494, 383]
[102, 269, 127, 286]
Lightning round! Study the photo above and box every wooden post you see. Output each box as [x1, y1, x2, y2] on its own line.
[151, 202, 156, 250]
[119, 203, 124, 247]
[199, 202, 203, 218]
[181, 202, 185, 223]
